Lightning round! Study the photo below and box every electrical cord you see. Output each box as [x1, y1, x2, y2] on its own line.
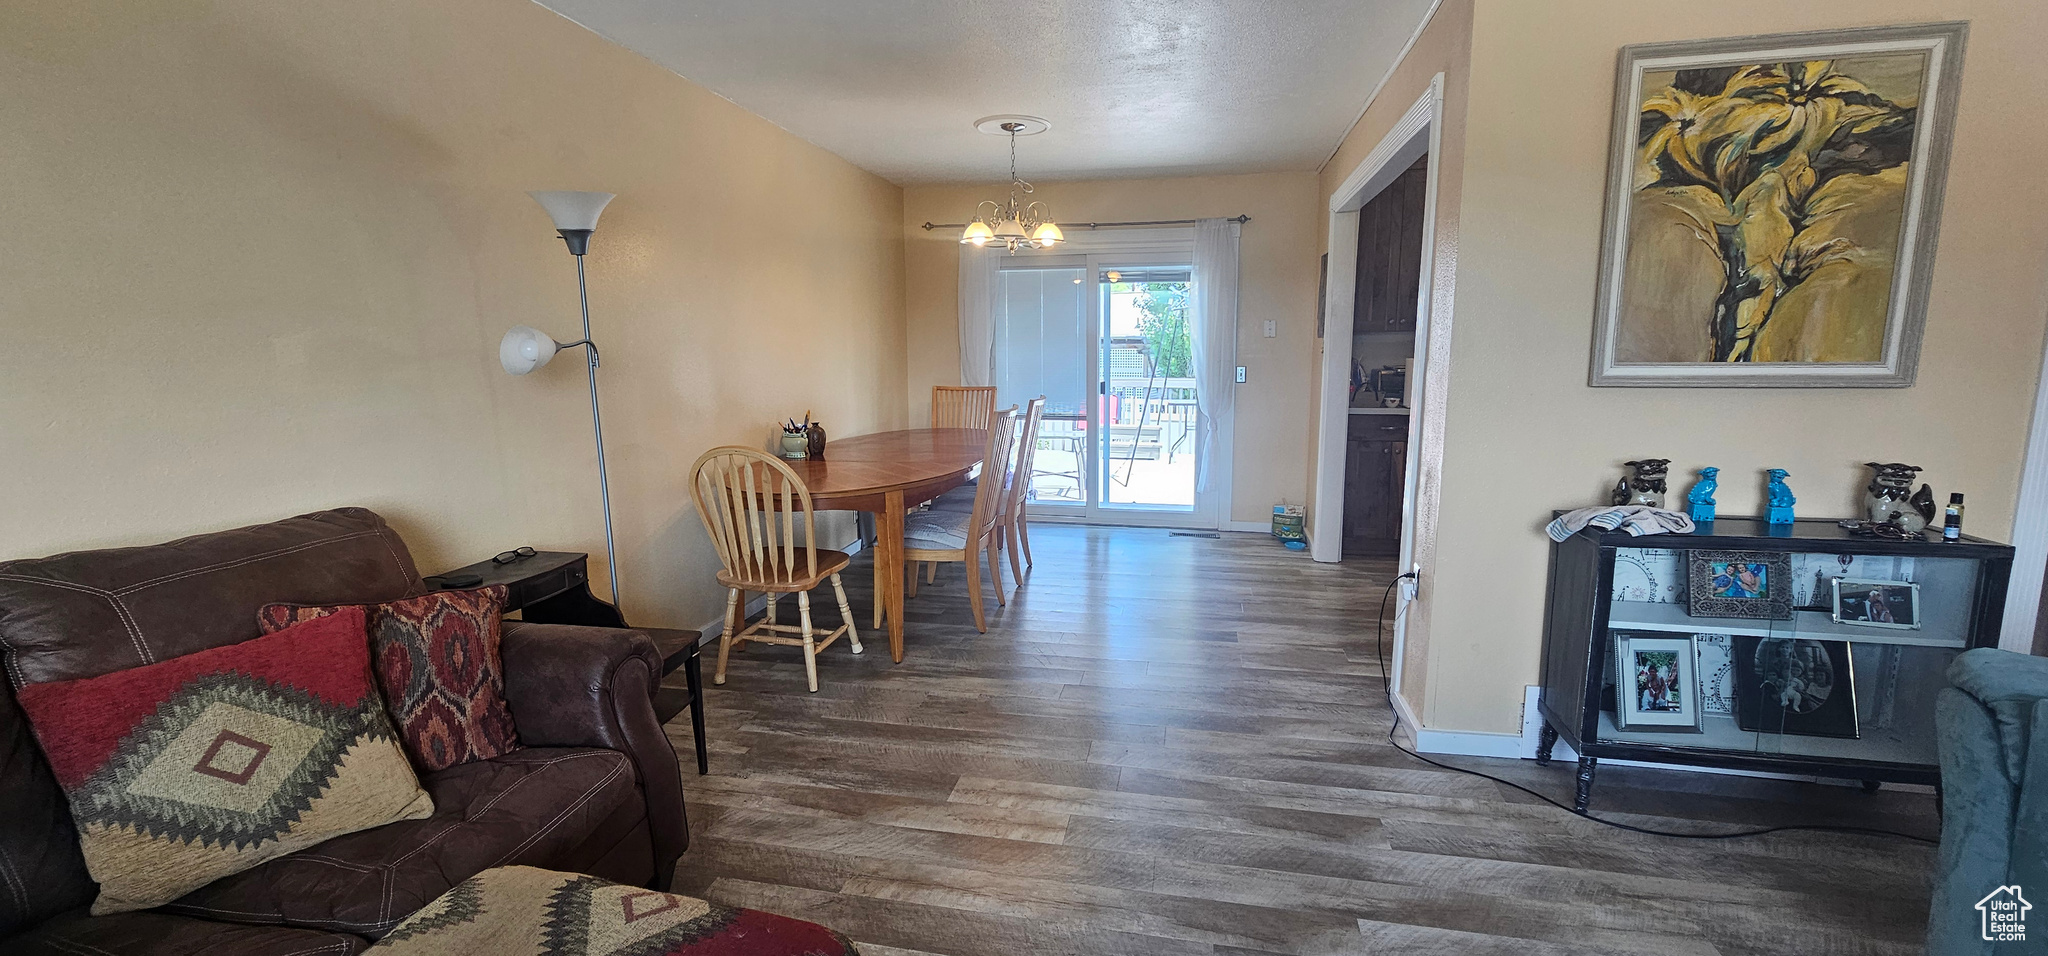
[1370, 573, 1938, 844]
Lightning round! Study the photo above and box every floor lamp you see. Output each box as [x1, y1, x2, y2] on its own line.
[500, 190, 622, 607]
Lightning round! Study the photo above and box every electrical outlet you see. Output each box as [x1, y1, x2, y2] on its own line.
[1262, 320, 1277, 338]
[1235, 366, 1247, 383]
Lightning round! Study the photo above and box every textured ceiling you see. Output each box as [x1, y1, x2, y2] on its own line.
[533, 0, 1438, 184]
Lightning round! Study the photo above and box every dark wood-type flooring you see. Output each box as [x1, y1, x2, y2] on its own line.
[659, 524, 1938, 956]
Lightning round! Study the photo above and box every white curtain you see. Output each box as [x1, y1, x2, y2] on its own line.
[1191, 218, 1241, 493]
[958, 243, 998, 387]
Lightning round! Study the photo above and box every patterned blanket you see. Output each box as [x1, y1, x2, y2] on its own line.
[370, 866, 859, 956]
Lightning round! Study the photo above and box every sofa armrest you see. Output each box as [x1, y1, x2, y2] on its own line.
[1929, 687, 2014, 956]
[1948, 647, 2048, 784]
[498, 622, 688, 888]
[4, 909, 368, 956]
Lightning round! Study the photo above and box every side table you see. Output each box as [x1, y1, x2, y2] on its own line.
[426, 551, 707, 774]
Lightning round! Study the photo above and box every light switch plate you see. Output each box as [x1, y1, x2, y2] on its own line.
[1235, 366, 1247, 383]
[1262, 320, 1277, 338]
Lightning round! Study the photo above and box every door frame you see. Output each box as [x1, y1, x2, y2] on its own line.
[2005, 307, 2048, 652]
[1312, 74, 1449, 697]
[998, 229, 1228, 530]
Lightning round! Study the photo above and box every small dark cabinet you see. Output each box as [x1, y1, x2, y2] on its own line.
[1353, 156, 1427, 334]
[1537, 517, 2013, 812]
[1342, 415, 1407, 556]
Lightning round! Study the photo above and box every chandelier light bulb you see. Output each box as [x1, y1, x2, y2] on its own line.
[1031, 221, 1065, 248]
[961, 219, 995, 246]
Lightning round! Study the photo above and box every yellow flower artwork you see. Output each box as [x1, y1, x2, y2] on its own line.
[1590, 25, 1965, 387]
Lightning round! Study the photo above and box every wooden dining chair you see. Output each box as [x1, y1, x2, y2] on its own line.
[1001, 397, 1046, 579]
[902, 407, 1019, 632]
[931, 385, 999, 429]
[929, 397, 1044, 585]
[689, 446, 861, 693]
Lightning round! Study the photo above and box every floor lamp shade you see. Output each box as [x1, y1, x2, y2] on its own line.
[529, 190, 613, 231]
[500, 325, 561, 375]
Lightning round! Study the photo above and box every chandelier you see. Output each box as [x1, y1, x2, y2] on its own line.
[961, 116, 1063, 253]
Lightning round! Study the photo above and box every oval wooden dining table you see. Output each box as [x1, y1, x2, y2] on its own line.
[778, 427, 985, 662]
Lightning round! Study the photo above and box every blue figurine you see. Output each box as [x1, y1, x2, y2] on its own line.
[1686, 467, 1719, 524]
[1766, 468, 1796, 525]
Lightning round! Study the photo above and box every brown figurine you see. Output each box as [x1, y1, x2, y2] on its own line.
[1864, 462, 1933, 534]
[1611, 459, 1671, 508]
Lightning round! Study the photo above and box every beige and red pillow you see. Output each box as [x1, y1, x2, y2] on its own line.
[259, 586, 518, 773]
[369, 866, 860, 955]
[15, 606, 435, 914]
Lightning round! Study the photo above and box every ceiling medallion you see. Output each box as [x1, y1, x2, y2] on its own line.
[961, 115, 1062, 253]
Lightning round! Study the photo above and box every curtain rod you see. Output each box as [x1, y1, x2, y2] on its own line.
[920, 214, 1250, 231]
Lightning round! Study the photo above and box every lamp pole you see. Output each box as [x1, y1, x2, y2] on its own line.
[573, 252, 621, 609]
[519, 191, 622, 609]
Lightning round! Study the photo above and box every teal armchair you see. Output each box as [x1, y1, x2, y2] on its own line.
[1932, 647, 2048, 954]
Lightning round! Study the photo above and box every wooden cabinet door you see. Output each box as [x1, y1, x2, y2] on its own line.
[1354, 157, 1428, 334]
[1344, 416, 1409, 556]
[1380, 441, 1408, 541]
[1343, 443, 1402, 557]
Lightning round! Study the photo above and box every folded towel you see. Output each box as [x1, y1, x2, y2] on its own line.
[1546, 506, 1696, 543]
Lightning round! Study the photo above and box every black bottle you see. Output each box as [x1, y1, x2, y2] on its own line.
[1943, 493, 1965, 541]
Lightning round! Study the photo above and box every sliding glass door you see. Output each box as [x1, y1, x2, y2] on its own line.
[1099, 267, 1196, 512]
[993, 261, 1090, 511]
[992, 254, 1208, 527]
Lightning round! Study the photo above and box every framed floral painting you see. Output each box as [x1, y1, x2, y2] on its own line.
[1589, 22, 1967, 387]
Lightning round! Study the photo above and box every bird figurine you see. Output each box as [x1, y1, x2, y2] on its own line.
[1685, 467, 1719, 524]
[1765, 469, 1796, 525]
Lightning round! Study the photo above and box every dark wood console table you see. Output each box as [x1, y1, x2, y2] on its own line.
[426, 551, 707, 774]
[1538, 517, 2011, 812]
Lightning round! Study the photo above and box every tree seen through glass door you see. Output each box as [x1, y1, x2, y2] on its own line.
[1103, 277, 1196, 510]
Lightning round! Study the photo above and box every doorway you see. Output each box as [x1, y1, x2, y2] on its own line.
[992, 245, 1218, 528]
[1313, 74, 1450, 699]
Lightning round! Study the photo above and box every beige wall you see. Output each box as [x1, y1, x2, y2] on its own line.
[1313, 0, 1475, 709]
[1389, 0, 2048, 733]
[0, 0, 906, 630]
[903, 173, 1322, 525]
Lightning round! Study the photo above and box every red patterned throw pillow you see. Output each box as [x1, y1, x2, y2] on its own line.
[15, 607, 435, 915]
[258, 586, 518, 773]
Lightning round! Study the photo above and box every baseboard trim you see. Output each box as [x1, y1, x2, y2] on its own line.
[1413, 727, 1526, 759]
[1222, 519, 1276, 533]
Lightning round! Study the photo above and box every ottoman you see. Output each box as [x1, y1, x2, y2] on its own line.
[369, 866, 858, 955]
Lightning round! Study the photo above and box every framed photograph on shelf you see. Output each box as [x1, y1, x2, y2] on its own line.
[1686, 551, 1793, 620]
[1613, 634, 1703, 732]
[1734, 637, 1859, 739]
[1831, 578, 1921, 629]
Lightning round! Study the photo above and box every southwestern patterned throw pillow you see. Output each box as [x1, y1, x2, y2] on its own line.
[258, 586, 518, 773]
[370, 866, 861, 955]
[14, 606, 435, 915]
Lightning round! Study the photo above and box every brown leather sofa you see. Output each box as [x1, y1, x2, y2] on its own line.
[0, 508, 688, 955]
